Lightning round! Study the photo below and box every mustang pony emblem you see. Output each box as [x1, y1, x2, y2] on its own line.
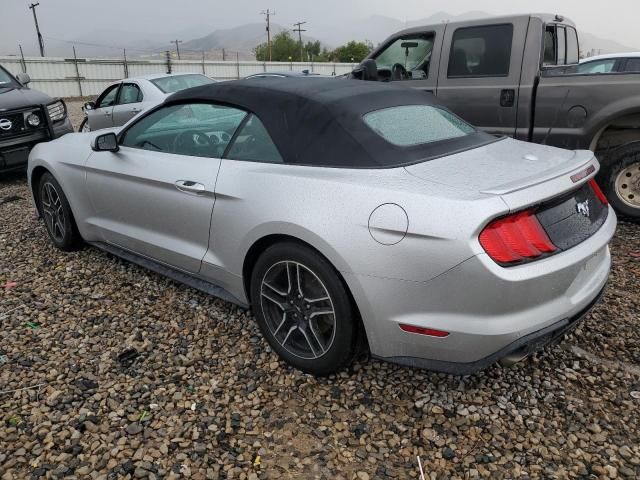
[576, 199, 590, 217]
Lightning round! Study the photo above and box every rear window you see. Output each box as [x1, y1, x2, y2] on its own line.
[364, 105, 475, 147]
[151, 74, 215, 93]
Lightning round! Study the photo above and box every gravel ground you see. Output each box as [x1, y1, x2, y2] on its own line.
[1, 110, 640, 479]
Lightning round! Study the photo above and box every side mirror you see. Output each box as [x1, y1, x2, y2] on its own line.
[15, 72, 31, 85]
[84, 101, 95, 111]
[92, 132, 119, 152]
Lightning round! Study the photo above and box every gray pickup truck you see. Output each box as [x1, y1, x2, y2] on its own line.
[354, 13, 640, 219]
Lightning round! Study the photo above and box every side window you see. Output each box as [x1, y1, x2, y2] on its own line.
[566, 27, 579, 64]
[543, 26, 556, 65]
[96, 85, 119, 109]
[226, 115, 283, 163]
[624, 58, 640, 73]
[118, 84, 143, 105]
[374, 35, 435, 79]
[448, 24, 513, 78]
[556, 27, 566, 65]
[121, 103, 247, 159]
[577, 59, 616, 74]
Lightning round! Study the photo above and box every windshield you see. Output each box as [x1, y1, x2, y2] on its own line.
[374, 36, 434, 74]
[151, 74, 215, 93]
[364, 105, 475, 147]
[0, 66, 18, 88]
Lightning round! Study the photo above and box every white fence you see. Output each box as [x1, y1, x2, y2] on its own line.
[0, 56, 357, 98]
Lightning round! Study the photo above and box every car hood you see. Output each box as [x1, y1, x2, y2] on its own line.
[404, 137, 598, 210]
[0, 86, 54, 110]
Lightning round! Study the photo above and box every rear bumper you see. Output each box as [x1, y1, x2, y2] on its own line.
[375, 283, 606, 374]
[345, 206, 616, 374]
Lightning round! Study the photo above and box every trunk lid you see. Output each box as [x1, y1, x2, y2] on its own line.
[404, 137, 599, 211]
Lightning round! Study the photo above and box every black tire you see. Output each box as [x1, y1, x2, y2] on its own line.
[37, 172, 82, 251]
[250, 242, 358, 376]
[598, 142, 640, 220]
[78, 117, 90, 133]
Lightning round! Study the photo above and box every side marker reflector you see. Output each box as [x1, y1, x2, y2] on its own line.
[399, 324, 449, 338]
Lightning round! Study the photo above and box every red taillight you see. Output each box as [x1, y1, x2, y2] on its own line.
[479, 210, 557, 265]
[589, 179, 609, 205]
[399, 324, 449, 338]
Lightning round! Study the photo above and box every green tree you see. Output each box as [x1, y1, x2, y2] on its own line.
[330, 40, 373, 63]
[255, 31, 300, 61]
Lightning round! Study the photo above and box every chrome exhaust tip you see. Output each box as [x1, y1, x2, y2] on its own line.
[499, 351, 529, 368]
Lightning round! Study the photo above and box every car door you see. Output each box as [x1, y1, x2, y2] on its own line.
[88, 83, 120, 130]
[111, 82, 145, 127]
[435, 19, 529, 138]
[85, 102, 248, 273]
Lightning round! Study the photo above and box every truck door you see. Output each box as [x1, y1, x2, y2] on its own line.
[435, 18, 529, 138]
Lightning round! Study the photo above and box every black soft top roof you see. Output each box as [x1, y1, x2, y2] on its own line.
[168, 78, 493, 168]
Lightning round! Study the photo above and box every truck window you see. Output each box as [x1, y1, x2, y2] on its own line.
[557, 27, 566, 64]
[543, 27, 556, 65]
[447, 24, 513, 78]
[566, 27, 579, 64]
[544, 25, 579, 66]
[374, 35, 435, 79]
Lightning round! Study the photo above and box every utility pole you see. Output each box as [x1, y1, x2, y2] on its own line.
[261, 9, 275, 61]
[28, 3, 45, 57]
[171, 39, 183, 60]
[293, 21, 307, 62]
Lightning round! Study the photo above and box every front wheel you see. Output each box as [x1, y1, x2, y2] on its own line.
[600, 143, 640, 219]
[37, 173, 82, 251]
[250, 242, 358, 376]
[79, 117, 90, 133]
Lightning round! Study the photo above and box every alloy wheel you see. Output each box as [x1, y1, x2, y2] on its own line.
[260, 261, 336, 360]
[615, 163, 640, 209]
[40, 181, 66, 242]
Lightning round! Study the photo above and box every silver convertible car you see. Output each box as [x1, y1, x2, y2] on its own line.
[27, 79, 616, 375]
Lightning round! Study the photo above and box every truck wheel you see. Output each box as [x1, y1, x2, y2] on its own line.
[599, 142, 640, 219]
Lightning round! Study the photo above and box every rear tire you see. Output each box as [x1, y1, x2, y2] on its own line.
[37, 172, 82, 251]
[250, 242, 357, 376]
[598, 142, 640, 220]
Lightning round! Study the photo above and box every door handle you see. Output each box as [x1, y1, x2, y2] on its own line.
[175, 180, 206, 194]
[500, 89, 515, 107]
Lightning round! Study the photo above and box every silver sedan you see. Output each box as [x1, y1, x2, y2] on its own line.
[80, 73, 215, 132]
[28, 78, 615, 375]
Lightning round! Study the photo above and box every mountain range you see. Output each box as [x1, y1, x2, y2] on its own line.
[47, 11, 638, 60]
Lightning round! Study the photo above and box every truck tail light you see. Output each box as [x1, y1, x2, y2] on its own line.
[479, 210, 558, 265]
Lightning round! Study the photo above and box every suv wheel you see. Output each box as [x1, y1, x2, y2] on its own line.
[250, 242, 358, 375]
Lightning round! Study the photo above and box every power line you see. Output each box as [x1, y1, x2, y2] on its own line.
[293, 21, 307, 62]
[260, 9, 275, 61]
[28, 3, 45, 57]
[171, 39, 183, 60]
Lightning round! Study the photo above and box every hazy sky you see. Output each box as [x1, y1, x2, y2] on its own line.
[2, 0, 640, 54]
